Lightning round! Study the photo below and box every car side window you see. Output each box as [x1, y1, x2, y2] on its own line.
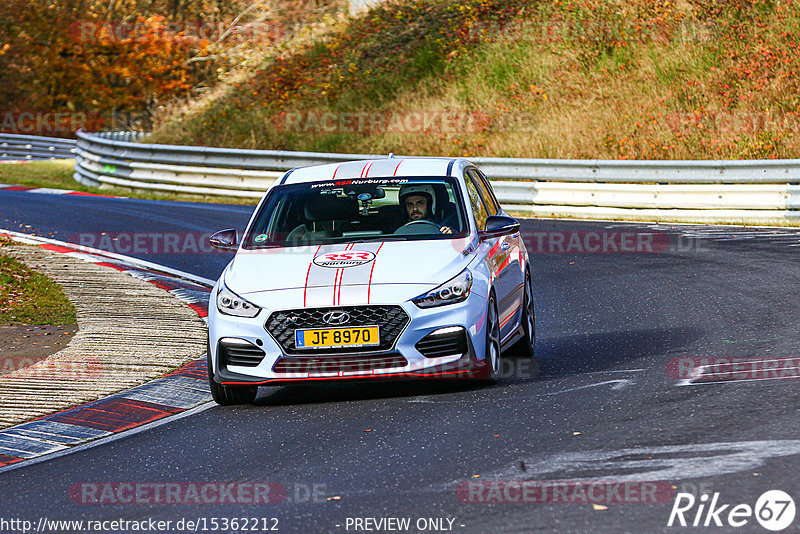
[465, 176, 489, 230]
[468, 169, 500, 216]
[476, 170, 502, 215]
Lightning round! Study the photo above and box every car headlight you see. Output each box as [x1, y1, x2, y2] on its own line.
[412, 269, 473, 309]
[216, 283, 261, 318]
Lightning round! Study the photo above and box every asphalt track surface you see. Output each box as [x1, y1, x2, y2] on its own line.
[2, 191, 800, 533]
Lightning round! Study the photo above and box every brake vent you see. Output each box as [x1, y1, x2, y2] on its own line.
[415, 329, 468, 358]
[218, 341, 266, 367]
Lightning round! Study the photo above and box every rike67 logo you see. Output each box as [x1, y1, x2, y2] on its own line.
[668, 490, 796, 531]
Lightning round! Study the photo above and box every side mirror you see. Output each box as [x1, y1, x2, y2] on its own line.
[478, 215, 520, 241]
[209, 229, 239, 251]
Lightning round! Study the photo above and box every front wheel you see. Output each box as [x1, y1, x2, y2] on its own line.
[207, 346, 258, 406]
[482, 293, 502, 383]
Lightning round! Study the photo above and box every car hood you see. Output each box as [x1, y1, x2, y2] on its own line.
[225, 239, 473, 302]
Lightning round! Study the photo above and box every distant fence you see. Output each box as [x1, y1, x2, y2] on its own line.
[0, 133, 77, 161]
[69, 130, 800, 225]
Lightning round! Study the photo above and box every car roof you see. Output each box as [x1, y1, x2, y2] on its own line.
[280, 157, 471, 185]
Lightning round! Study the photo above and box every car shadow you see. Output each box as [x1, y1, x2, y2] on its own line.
[533, 326, 703, 379]
[253, 379, 480, 407]
[250, 326, 701, 406]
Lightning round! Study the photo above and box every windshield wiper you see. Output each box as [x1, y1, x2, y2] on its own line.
[348, 236, 409, 243]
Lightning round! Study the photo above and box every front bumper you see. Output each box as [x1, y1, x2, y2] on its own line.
[208, 292, 490, 386]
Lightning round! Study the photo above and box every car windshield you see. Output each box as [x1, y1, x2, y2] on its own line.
[243, 177, 468, 249]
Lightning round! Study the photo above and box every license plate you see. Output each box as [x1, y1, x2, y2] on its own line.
[295, 326, 380, 349]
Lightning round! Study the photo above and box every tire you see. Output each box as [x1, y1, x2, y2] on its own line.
[207, 342, 258, 406]
[509, 270, 536, 359]
[482, 293, 502, 384]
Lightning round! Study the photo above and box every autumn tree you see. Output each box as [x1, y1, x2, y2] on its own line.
[0, 0, 299, 133]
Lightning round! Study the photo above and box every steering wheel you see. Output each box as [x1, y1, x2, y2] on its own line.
[393, 219, 442, 235]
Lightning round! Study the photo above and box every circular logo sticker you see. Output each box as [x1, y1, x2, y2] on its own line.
[755, 490, 796, 531]
[254, 234, 269, 243]
[313, 251, 376, 268]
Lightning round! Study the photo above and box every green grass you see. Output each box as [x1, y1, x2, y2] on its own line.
[0, 160, 79, 190]
[0, 160, 258, 205]
[0, 240, 77, 326]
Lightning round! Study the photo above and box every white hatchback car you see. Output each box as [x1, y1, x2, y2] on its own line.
[207, 157, 534, 404]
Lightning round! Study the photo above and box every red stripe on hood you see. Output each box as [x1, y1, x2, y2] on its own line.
[335, 243, 354, 305]
[304, 245, 323, 307]
[366, 242, 385, 304]
[363, 161, 375, 177]
[332, 268, 341, 305]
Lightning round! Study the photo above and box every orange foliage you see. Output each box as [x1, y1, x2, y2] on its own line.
[0, 0, 312, 132]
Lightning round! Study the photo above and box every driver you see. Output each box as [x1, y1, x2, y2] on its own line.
[398, 184, 452, 234]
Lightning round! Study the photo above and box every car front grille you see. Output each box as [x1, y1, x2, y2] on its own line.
[415, 328, 469, 358]
[272, 354, 408, 375]
[265, 305, 410, 355]
[218, 340, 266, 367]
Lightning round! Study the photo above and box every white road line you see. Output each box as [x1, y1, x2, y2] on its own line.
[407, 379, 635, 403]
[675, 357, 800, 386]
[540, 379, 634, 395]
[676, 375, 800, 387]
[0, 228, 215, 286]
[580, 369, 647, 375]
[442, 440, 800, 485]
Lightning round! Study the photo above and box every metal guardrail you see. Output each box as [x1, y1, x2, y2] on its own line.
[0, 133, 77, 161]
[74, 131, 288, 198]
[71, 130, 800, 224]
